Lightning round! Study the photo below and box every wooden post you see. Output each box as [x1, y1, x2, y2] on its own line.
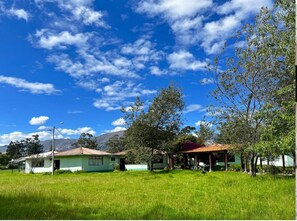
[224, 151, 228, 171]
[194, 154, 198, 169]
[209, 153, 212, 172]
[183, 154, 187, 169]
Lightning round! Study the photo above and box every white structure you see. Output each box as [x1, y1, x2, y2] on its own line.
[259, 155, 294, 167]
[12, 147, 125, 173]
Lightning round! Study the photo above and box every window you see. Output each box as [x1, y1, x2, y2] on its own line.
[88, 156, 102, 166]
[111, 157, 115, 161]
[32, 159, 44, 167]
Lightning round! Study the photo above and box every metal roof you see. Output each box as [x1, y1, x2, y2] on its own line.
[179, 144, 231, 154]
[55, 147, 112, 156]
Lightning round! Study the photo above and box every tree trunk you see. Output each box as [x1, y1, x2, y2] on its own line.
[240, 153, 244, 171]
[267, 159, 270, 166]
[150, 148, 154, 172]
[282, 154, 285, 171]
[260, 158, 262, 169]
[253, 156, 258, 177]
[244, 158, 247, 173]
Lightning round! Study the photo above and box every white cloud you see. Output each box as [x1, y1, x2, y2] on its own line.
[37, 125, 51, 130]
[112, 118, 126, 126]
[167, 50, 207, 71]
[0, 75, 60, 95]
[58, 127, 96, 136]
[200, 78, 214, 85]
[93, 81, 156, 111]
[195, 120, 213, 127]
[104, 126, 126, 133]
[29, 116, 49, 125]
[136, 0, 212, 21]
[136, 0, 212, 45]
[0, 131, 52, 146]
[7, 8, 29, 21]
[34, 29, 90, 50]
[67, 110, 83, 114]
[149, 66, 168, 76]
[184, 104, 203, 114]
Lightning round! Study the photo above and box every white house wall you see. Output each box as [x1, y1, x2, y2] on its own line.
[260, 155, 294, 167]
[25, 158, 52, 173]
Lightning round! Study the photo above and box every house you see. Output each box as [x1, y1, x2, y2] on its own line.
[13, 147, 125, 173]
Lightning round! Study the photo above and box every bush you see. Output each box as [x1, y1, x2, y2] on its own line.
[262, 165, 280, 175]
[73, 170, 86, 174]
[54, 170, 73, 174]
[113, 163, 120, 171]
[229, 164, 241, 172]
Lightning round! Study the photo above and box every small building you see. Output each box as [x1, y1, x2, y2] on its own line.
[14, 147, 125, 173]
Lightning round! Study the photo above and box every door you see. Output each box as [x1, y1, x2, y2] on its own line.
[119, 158, 125, 171]
[54, 160, 60, 170]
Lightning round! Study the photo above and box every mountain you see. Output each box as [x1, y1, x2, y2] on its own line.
[0, 130, 125, 153]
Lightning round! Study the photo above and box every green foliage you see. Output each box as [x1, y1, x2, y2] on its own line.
[0, 153, 9, 166]
[74, 133, 98, 149]
[6, 134, 43, 159]
[196, 122, 214, 143]
[122, 84, 185, 170]
[106, 135, 126, 153]
[54, 170, 73, 174]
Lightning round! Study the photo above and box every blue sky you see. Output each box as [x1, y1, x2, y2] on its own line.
[0, 0, 272, 145]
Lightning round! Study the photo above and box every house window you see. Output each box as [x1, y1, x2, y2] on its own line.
[32, 159, 44, 167]
[228, 155, 235, 162]
[88, 156, 102, 166]
[111, 157, 115, 161]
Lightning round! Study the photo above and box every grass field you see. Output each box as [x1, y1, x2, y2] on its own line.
[0, 170, 294, 220]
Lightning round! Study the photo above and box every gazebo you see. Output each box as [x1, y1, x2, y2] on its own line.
[178, 144, 232, 172]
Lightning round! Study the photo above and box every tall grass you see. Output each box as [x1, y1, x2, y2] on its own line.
[0, 170, 294, 219]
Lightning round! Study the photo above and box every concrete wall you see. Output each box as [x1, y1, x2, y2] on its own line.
[25, 158, 52, 173]
[56, 156, 83, 172]
[259, 155, 294, 167]
[81, 155, 114, 172]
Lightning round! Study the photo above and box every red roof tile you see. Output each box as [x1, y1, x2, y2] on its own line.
[55, 147, 111, 156]
[179, 144, 231, 153]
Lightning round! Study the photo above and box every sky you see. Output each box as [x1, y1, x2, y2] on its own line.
[0, 0, 272, 146]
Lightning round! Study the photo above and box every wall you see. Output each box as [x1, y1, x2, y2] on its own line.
[25, 158, 52, 173]
[56, 156, 83, 172]
[82, 155, 115, 172]
[259, 155, 294, 167]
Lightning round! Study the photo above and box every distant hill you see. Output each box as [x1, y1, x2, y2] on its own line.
[0, 130, 125, 153]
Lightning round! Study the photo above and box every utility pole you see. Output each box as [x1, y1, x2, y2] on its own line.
[51, 126, 55, 175]
[51, 122, 63, 175]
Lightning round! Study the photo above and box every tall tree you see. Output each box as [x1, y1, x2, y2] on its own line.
[196, 122, 214, 144]
[25, 134, 43, 155]
[75, 133, 98, 149]
[211, 0, 295, 176]
[123, 84, 184, 171]
[6, 140, 25, 159]
[106, 135, 126, 153]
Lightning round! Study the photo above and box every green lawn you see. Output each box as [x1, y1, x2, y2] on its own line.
[0, 170, 294, 220]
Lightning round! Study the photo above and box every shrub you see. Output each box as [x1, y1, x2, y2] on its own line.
[113, 163, 120, 171]
[54, 170, 73, 174]
[262, 165, 280, 175]
[73, 170, 86, 174]
[229, 164, 241, 172]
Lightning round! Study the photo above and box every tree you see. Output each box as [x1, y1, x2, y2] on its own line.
[211, 0, 295, 176]
[6, 140, 25, 159]
[196, 122, 214, 144]
[106, 135, 126, 153]
[75, 133, 98, 149]
[0, 153, 10, 166]
[123, 84, 185, 171]
[25, 134, 43, 155]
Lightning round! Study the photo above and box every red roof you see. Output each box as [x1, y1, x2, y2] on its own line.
[179, 144, 231, 153]
[55, 147, 112, 156]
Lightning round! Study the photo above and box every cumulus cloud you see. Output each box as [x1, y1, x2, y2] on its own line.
[58, 127, 96, 136]
[195, 120, 213, 127]
[93, 81, 156, 111]
[0, 131, 52, 146]
[33, 29, 90, 50]
[104, 126, 126, 133]
[200, 78, 214, 85]
[112, 118, 126, 126]
[167, 50, 207, 71]
[37, 125, 51, 130]
[0, 75, 60, 95]
[184, 104, 203, 114]
[29, 116, 49, 125]
[6, 8, 30, 21]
